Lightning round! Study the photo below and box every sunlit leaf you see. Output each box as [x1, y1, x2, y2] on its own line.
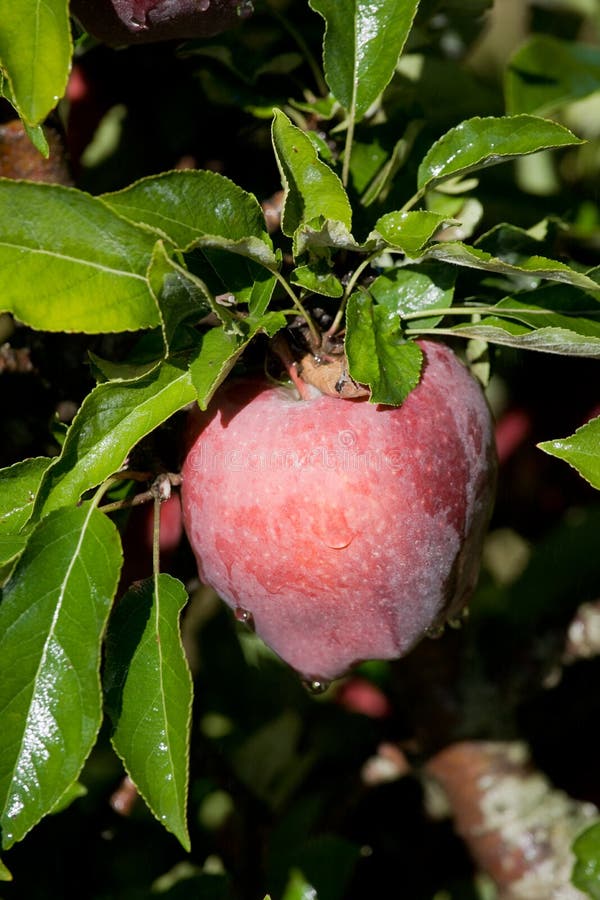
[35, 360, 196, 517]
[417, 115, 583, 193]
[308, 0, 419, 119]
[271, 110, 352, 238]
[345, 292, 423, 405]
[0, 181, 159, 333]
[0, 505, 122, 849]
[104, 575, 192, 850]
[435, 318, 600, 357]
[572, 821, 600, 899]
[291, 263, 344, 298]
[189, 312, 287, 410]
[102, 170, 270, 249]
[425, 241, 599, 292]
[372, 210, 449, 256]
[369, 262, 456, 329]
[0, 0, 71, 126]
[538, 416, 600, 490]
[0, 458, 52, 535]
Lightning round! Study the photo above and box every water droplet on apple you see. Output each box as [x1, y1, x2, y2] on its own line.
[234, 606, 255, 630]
[425, 623, 445, 640]
[129, 16, 148, 30]
[198, 0, 210, 10]
[303, 679, 330, 695]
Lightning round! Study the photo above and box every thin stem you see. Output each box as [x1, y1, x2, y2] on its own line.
[405, 327, 477, 338]
[269, 6, 328, 97]
[274, 271, 321, 346]
[402, 305, 600, 322]
[342, 114, 356, 189]
[99, 473, 182, 515]
[323, 251, 381, 341]
[399, 187, 425, 214]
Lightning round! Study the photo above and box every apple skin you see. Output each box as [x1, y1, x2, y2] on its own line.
[181, 339, 497, 682]
[71, 0, 251, 45]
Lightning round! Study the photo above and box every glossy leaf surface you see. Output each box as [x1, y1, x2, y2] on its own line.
[309, 0, 418, 119]
[417, 116, 583, 192]
[345, 292, 423, 405]
[104, 575, 192, 850]
[426, 241, 599, 292]
[102, 170, 270, 249]
[369, 262, 456, 329]
[271, 109, 352, 237]
[189, 311, 287, 409]
[438, 318, 600, 357]
[572, 821, 600, 899]
[35, 360, 196, 516]
[0, 505, 122, 849]
[0, 0, 71, 125]
[373, 210, 448, 256]
[0, 181, 159, 333]
[0, 458, 51, 535]
[538, 417, 600, 490]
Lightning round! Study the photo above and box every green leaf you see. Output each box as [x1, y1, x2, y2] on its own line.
[101, 170, 270, 249]
[293, 218, 362, 258]
[104, 575, 192, 851]
[282, 869, 319, 900]
[0, 73, 50, 154]
[189, 312, 287, 410]
[506, 36, 600, 116]
[345, 292, 423, 405]
[417, 115, 584, 193]
[372, 211, 449, 256]
[0, 181, 160, 333]
[291, 262, 344, 298]
[148, 243, 213, 354]
[191, 234, 279, 272]
[101, 172, 277, 314]
[0, 857, 11, 880]
[308, 0, 419, 120]
[437, 318, 600, 357]
[572, 821, 600, 899]
[538, 417, 600, 490]
[50, 781, 87, 816]
[369, 262, 456, 329]
[493, 297, 600, 340]
[0, 458, 52, 536]
[0, 0, 71, 126]
[425, 241, 600, 292]
[0, 505, 122, 849]
[0, 535, 28, 574]
[35, 359, 196, 517]
[271, 109, 352, 238]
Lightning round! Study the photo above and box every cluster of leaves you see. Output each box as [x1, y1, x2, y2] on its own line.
[1, 0, 600, 895]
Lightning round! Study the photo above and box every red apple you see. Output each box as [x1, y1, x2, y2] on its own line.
[181, 340, 496, 682]
[71, 0, 252, 46]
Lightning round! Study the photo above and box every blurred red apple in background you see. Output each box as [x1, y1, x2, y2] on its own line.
[71, 0, 252, 45]
[181, 340, 497, 682]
